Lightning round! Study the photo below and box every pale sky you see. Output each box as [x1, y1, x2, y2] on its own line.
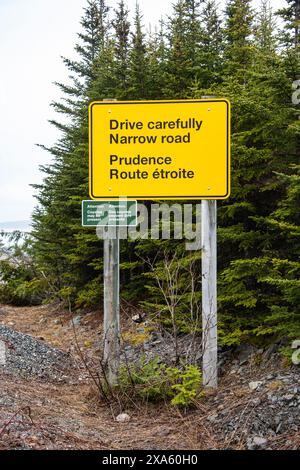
[0, 0, 287, 223]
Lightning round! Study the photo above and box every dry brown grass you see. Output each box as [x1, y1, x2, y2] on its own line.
[0, 303, 299, 451]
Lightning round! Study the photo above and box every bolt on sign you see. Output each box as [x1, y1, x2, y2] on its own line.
[89, 99, 230, 200]
[82, 200, 137, 227]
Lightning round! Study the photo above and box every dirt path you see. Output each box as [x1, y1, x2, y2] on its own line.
[0, 372, 204, 450]
[0, 304, 206, 450]
[0, 304, 299, 450]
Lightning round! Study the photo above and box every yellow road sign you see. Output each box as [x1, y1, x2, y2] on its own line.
[89, 99, 230, 200]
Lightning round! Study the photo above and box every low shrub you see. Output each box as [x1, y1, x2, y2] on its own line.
[117, 357, 202, 408]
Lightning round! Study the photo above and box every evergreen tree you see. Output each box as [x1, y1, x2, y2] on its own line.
[164, 0, 202, 97]
[265, 167, 300, 338]
[277, 0, 300, 80]
[24, 0, 300, 345]
[146, 20, 168, 99]
[31, 1, 110, 305]
[224, 0, 254, 81]
[75, 0, 109, 72]
[198, 0, 223, 86]
[56, 0, 110, 109]
[277, 0, 300, 49]
[195, 1, 300, 345]
[89, 37, 117, 100]
[254, 0, 277, 56]
[185, 1, 202, 70]
[112, 0, 131, 98]
[128, 3, 149, 99]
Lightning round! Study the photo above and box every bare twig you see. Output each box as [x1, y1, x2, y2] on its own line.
[0, 406, 33, 438]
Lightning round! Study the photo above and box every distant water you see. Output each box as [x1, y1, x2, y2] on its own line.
[0, 220, 31, 233]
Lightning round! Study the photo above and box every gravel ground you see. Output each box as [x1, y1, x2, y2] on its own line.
[202, 368, 300, 449]
[119, 325, 300, 449]
[0, 325, 76, 382]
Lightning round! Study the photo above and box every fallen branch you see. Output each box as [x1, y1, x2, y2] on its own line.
[0, 406, 33, 438]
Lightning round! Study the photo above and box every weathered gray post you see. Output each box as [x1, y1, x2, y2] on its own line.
[102, 98, 120, 387]
[103, 227, 120, 386]
[200, 95, 218, 389]
[201, 200, 217, 388]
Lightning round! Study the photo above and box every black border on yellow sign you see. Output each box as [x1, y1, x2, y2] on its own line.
[89, 99, 231, 200]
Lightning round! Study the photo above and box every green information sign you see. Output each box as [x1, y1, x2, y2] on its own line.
[82, 200, 137, 227]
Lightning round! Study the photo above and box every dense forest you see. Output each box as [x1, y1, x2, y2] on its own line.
[1, 0, 300, 348]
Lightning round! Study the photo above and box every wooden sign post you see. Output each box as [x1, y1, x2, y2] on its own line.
[88, 99, 230, 389]
[201, 200, 217, 388]
[103, 227, 120, 386]
[82, 199, 137, 386]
